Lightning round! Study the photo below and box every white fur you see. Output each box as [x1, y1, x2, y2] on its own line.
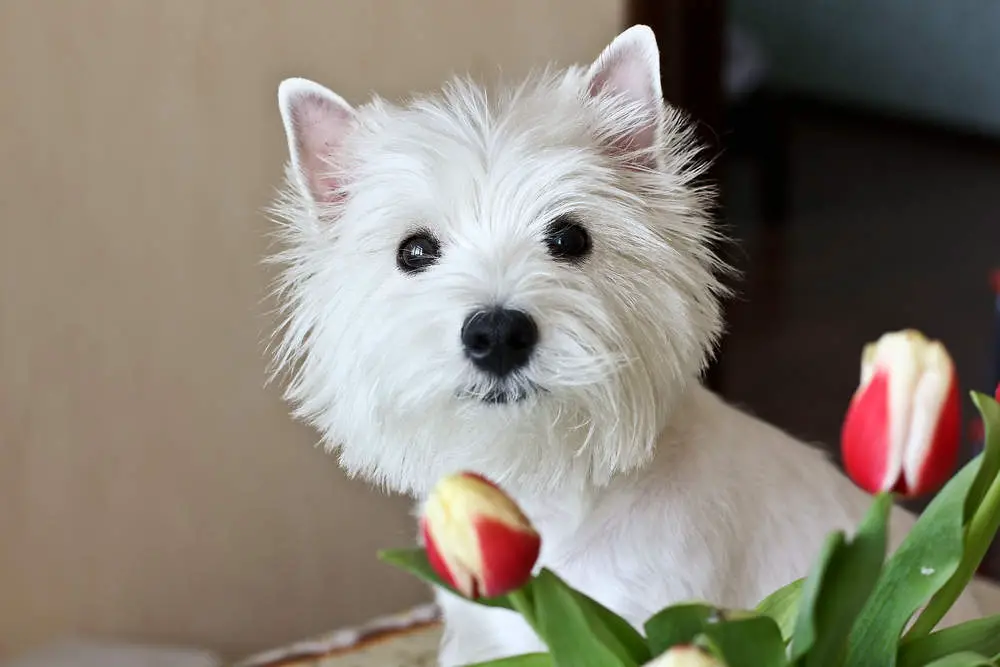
[268, 25, 980, 666]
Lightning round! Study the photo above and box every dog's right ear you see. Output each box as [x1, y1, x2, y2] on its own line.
[277, 78, 356, 204]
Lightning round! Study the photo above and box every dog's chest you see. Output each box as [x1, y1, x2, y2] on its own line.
[524, 496, 729, 625]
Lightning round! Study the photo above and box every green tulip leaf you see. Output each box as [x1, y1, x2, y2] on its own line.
[908, 392, 1000, 638]
[789, 492, 891, 667]
[644, 603, 722, 656]
[530, 568, 647, 667]
[700, 615, 788, 667]
[465, 653, 555, 667]
[645, 605, 785, 667]
[690, 635, 733, 665]
[756, 577, 804, 642]
[919, 652, 995, 667]
[565, 586, 651, 665]
[845, 460, 983, 667]
[898, 615, 1000, 667]
[380, 550, 649, 665]
[788, 531, 841, 660]
[377, 547, 514, 610]
[965, 392, 1000, 521]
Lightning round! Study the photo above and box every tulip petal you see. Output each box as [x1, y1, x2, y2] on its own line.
[843, 369, 899, 494]
[902, 351, 960, 496]
[474, 516, 542, 597]
[421, 518, 465, 595]
[644, 645, 724, 667]
[882, 332, 930, 490]
[420, 494, 485, 598]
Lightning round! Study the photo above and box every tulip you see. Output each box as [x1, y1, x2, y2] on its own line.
[841, 329, 961, 498]
[643, 646, 724, 667]
[420, 472, 541, 599]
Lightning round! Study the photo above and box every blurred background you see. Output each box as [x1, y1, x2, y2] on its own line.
[1, 0, 998, 663]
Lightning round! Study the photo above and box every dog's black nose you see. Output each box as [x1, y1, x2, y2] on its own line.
[461, 308, 538, 377]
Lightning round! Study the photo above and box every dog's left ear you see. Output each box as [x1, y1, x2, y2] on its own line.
[585, 25, 664, 164]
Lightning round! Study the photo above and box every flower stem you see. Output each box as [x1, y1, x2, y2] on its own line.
[507, 587, 538, 632]
[906, 468, 1000, 639]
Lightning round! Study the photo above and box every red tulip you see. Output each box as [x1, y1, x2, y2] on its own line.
[841, 330, 961, 497]
[420, 472, 541, 598]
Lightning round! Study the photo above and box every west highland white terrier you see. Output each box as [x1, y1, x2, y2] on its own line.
[268, 25, 981, 665]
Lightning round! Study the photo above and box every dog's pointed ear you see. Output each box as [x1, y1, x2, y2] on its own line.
[585, 25, 664, 163]
[278, 78, 356, 204]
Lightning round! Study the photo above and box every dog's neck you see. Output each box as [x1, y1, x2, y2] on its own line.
[500, 382, 710, 544]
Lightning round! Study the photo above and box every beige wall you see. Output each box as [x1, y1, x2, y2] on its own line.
[0, 0, 625, 660]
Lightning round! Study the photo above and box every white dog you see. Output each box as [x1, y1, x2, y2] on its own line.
[268, 25, 982, 665]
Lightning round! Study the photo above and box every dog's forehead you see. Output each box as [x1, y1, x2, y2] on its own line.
[353, 79, 604, 223]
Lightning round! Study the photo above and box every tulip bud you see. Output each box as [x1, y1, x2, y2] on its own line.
[643, 646, 724, 667]
[841, 329, 961, 497]
[420, 472, 541, 599]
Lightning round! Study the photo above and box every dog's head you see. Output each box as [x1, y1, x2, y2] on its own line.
[268, 26, 727, 496]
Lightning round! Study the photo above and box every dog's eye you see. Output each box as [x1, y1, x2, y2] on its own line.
[397, 232, 441, 274]
[544, 216, 591, 262]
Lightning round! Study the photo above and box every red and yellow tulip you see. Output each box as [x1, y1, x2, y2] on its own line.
[841, 329, 961, 498]
[420, 472, 541, 599]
